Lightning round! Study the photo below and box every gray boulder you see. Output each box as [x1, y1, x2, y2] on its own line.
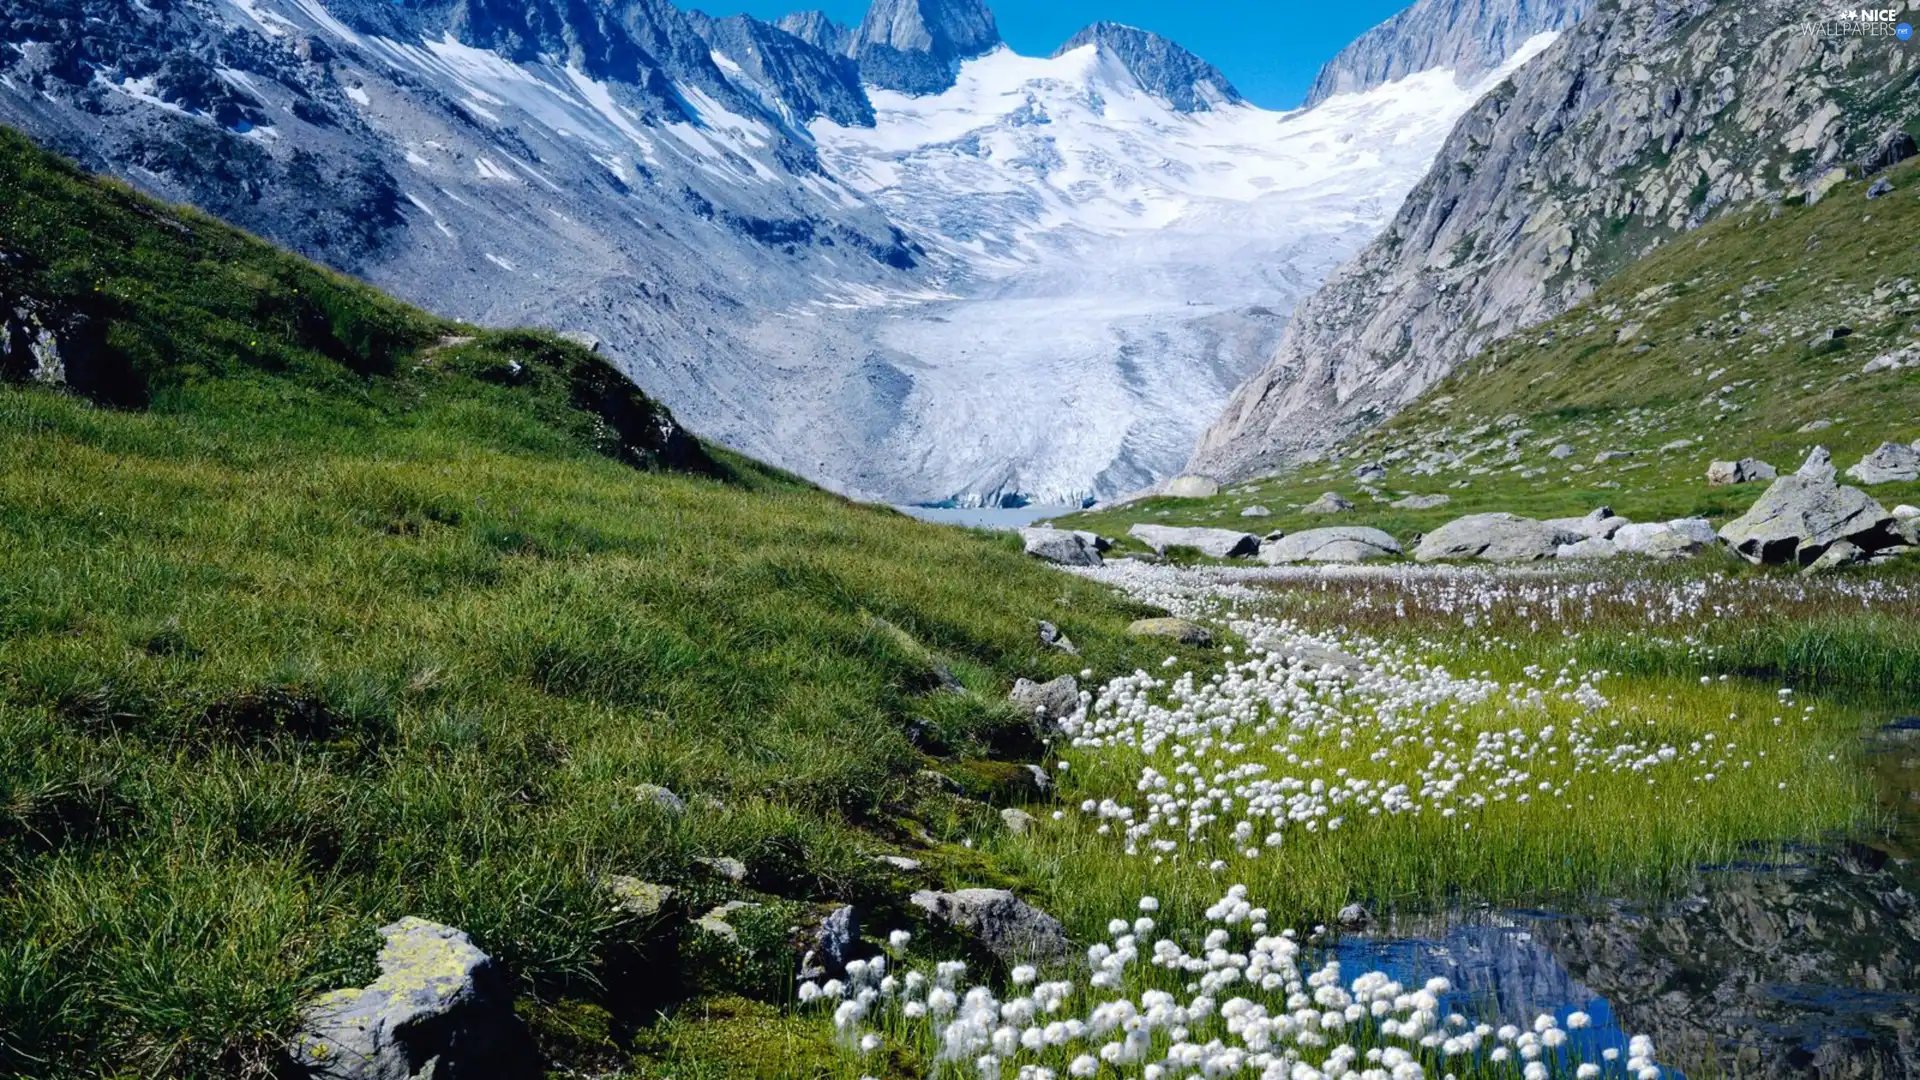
[1845, 442, 1920, 485]
[1544, 507, 1628, 540]
[1258, 527, 1402, 564]
[909, 889, 1071, 964]
[1008, 675, 1080, 733]
[1548, 443, 1576, 460]
[1127, 618, 1213, 646]
[1351, 464, 1387, 483]
[1127, 524, 1260, 558]
[1302, 491, 1356, 515]
[1796, 445, 1838, 483]
[1000, 807, 1038, 835]
[1719, 451, 1895, 565]
[1390, 493, 1451, 510]
[1804, 539, 1866, 573]
[1019, 528, 1102, 567]
[1613, 519, 1716, 559]
[1036, 620, 1078, 655]
[1414, 513, 1577, 562]
[293, 918, 536, 1080]
[1706, 458, 1777, 486]
[634, 784, 687, 816]
[1555, 536, 1619, 560]
[1164, 474, 1220, 498]
[1240, 505, 1272, 518]
[814, 905, 860, 974]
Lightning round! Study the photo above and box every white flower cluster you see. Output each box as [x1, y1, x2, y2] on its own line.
[1046, 601, 1775, 867]
[803, 888, 1662, 1079]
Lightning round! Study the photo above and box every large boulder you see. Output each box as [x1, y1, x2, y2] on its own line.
[1555, 536, 1619, 560]
[1163, 474, 1220, 498]
[1127, 618, 1213, 646]
[293, 918, 537, 1080]
[1544, 507, 1629, 540]
[1019, 528, 1101, 567]
[1706, 458, 1776, 486]
[1845, 442, 1920, 485]
[1258, 527, 1402, 564]
[1301, 491, 1356, 515]
[1127, 524, 1259, 558]
[1413, 513, 1577, 563]
[909, 889, 1070, 964]
[1612, 519, 1716, 560]
[1008, 675, 1080, 733]
[1719, 449, 1896, 565]
[1390, 493, 1451, 510]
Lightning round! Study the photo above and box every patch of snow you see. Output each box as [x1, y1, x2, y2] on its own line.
[483, 253, 517, 272]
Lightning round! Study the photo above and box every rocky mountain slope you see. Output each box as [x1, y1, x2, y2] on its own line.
[1192, 0, 1920, 484]
[1304, 0, 1592, 107]
[0, 0, 1565, 507]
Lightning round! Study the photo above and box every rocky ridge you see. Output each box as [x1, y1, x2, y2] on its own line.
[1193, 0, 1920, 484]
[1304, 0, 1593, 106]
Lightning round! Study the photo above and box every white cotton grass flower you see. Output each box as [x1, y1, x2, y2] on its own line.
[889, 929, 911, 951]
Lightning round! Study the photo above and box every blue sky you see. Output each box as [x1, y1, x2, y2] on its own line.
[692, 0, 1412, 109]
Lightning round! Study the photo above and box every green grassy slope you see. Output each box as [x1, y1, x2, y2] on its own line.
[0, 128, 1192, 1077]
[1057, 158, 1920, 546]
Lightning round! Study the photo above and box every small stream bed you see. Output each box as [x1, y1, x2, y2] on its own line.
[1336, 721, 1920, 1076]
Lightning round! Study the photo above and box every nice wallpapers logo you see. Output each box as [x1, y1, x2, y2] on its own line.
[1807, 6, 1914, 38]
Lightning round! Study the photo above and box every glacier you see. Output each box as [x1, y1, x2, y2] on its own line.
[799, 34, 1561, 506]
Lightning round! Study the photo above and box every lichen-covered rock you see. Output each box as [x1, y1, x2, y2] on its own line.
[1018, 528, 1102, 567]
[606, 877, 674, 919]
[1258, 527, 1401, 564]
[909, 888, 1070, 963]
[1008, 675, 1080, 733]
[1126, 617, 1213, 646]
[1390, 493, 1451, 510]
[1126, 524, 1260, 558]
[292, 917, 537, 1080]
[1000, 807, 1038, 835]
[695, 901, 760, 944]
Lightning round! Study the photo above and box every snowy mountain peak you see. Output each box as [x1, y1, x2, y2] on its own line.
[850, 0, 1001, 94]
[1051, 22, 1242, 113]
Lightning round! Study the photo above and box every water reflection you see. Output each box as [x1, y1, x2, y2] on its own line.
[1341, 725, 1920, 1077]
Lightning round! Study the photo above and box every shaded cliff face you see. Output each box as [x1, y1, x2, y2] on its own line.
[1191, 0, 1920, 483]
[1304, 0, 1593, 107]
[850, 0, 1001, 94]
[690, 12, 875, 126]
[1050, 22, 1244, 113]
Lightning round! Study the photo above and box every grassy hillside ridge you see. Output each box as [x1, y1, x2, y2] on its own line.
[0, 127, 1195, 1077]
[1057, 157, 1920, 548]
